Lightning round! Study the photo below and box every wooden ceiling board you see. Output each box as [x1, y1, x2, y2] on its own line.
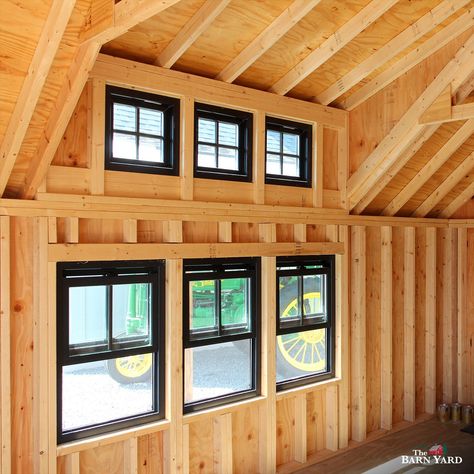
[234, 0, 370, 91]
[290, 0, 442, 101]
[101, 0, 206, 65]
[335, 5, 472, 105]
[173, 0, 294, 79]
[431, 170, 474, 216]
[363, 121, 465, 214]
[398, 135, 474, 216]
[0, 0, 53, 143]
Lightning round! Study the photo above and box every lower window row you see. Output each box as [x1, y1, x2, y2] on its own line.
[57, 255, 335, 443]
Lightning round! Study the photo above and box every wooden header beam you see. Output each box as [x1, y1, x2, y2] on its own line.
[420, 102, 474, 125]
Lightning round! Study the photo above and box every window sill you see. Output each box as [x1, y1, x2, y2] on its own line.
[276, 377, 341, 400]
[57, 418, 170, 456]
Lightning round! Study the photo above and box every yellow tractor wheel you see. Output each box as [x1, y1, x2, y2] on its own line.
[107, 354, 153, 384]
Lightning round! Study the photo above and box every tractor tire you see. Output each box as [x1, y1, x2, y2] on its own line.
[106, 354, 153, 384]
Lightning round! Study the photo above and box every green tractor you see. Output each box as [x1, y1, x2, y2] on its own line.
[107, 276, 326, 383]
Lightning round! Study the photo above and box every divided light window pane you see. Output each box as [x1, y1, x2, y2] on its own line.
[139, 108, 163, 135]
[218, 147, 238, 170]
[189, 280, 218, 334]
[282, 156, 299, 177]
[283, 133, 299, 155]
[221, 278, 250, 331]
[218, 122, 238, 147]
[69, 286, 107, 348]
[198, 118, 216, 143]
[113, 104, 136, 132]
[139, 137, 164, 162]
[267, 130, 280, 153]
[197, 144, 217, 168]
[113, 133, 136, 160]
[266, 153, 281, 175]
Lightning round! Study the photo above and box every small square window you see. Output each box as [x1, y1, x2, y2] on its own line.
[265, 117, 312, 187]
[183, 258, 260, 412]
[105, 86, 179, 175]
[194, 103, 253, 181]
[276, 256, 335, 390]
[57, 261, 165, 443]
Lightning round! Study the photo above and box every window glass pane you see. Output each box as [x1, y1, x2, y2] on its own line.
[218, 122, 238, 147]
[218, 147, 239, 171]
[266, 153, 281, 175]
[279, 276, 301, 327]
[138, 136, 164, 162]
[276, 329, 327, 382]
[282, 156, 300, 177]
[283, 133, 299, 155]
[113, 133, 136, 160]
[197, 144, 217, 168]
[62, 355, 154, 432]
[69, 286, 107, 350]
[184, 339, 252, 404]
[198, 118, 216, 143]
[221, 278, 250, 332]
[113, 103, 136, 132]
[112, 283, 151, 345]
[139, 108, 163, 136]
[303, 274, 327, 322]
[266, 130, 281, 153]
[189, 280, 218, 337]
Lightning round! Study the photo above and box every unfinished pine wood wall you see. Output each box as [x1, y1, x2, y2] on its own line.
[1, 52, 474, 474]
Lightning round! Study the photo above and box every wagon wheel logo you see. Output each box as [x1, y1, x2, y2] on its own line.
[277, 292, 326, 372]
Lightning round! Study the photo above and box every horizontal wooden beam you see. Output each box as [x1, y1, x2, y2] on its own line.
[0, 192, 452, 227]
[419, 102, 474, 125]
[342, 9, 474, 110]
[48, 241, 345, 262]
[156, 0, 231, 68]
[91, 54, 347, 129]
[216, 0, 321, 83]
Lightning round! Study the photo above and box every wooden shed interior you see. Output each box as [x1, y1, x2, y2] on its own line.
[1, 0, 474, 473]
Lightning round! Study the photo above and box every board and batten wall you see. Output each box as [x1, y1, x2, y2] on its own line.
[1, 52, 473, 474]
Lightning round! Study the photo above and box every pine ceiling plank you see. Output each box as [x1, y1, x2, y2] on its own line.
[156, 0, 231, 68]
[215, 0, 321, 83]
[382, 119, 474, 216]
[267, 0, 398, 96]
[439, 169, 474, 216]
[352, 125, 439, 215]
[316, 0, 469, 106]
[348, 33, 474, 210]
[342, 9, 474, 111]
[0, 0, 76, 196]
[412, 151, 474, 217]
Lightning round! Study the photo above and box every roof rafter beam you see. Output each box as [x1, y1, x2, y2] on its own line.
[0, 0, 76, 196]
[316, 0, 470, 106]
[216, 0, 321, 83]
[412, 151, 474, 217]
[268, 0, 398, 96]
[156, 0, 231, 68]
[381, 119, 474, 216]
[342, 9, 474, 111]
[348, 33, 474, 210]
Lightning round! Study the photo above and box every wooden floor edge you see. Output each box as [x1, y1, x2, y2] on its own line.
[276, 414, 435, 474]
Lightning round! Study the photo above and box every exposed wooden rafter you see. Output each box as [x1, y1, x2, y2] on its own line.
[439, 174, 474, 217]
[420, 102, 474, 124]
[0, 0, 76, 196]
[155, 0, 231, 68]
[342, 9, 474, 110]
[315, 0, 469, 106]
[268, 0, 397, 95]
[348, 33, 474, 211]
[412, 151, 474, 217]
[382, 119, 474, 216]
[215, 0, 321, 83]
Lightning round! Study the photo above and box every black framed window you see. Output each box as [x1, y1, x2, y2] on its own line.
[265, 117, 312, 187]
[276, 255, 335, 390]
[183, 258, 260, 412]
[105, 86, 179, 175]
[57, 260, 165, 443]
[194, 103, 252, 181]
